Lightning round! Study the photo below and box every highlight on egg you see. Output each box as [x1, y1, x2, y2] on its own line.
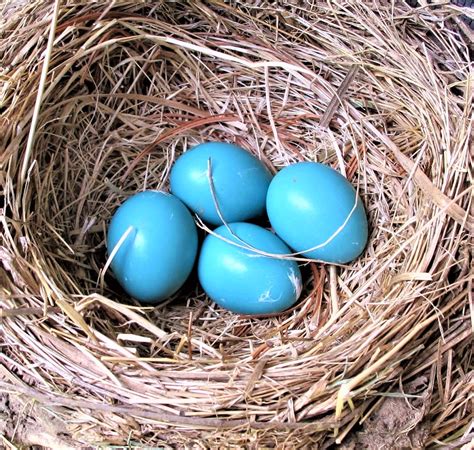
[266, 162, 368, 264]
[170, 142, 273, 225]
[198, 222, 302, 315]
[106, 190, 198, 303]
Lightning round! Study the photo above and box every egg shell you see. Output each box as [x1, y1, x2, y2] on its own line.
[170, 142, 272, 225]
[107, 190, 198, 303]
[266, 162, 368, 264]
[198, 222, 302, 315]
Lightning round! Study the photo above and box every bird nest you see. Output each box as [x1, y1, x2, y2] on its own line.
[1, 1, 472, 448]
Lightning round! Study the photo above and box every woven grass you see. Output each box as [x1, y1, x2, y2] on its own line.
[1, 1, 472, 448]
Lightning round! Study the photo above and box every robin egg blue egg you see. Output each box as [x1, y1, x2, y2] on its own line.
[170, 142, 272, 225]
[198, 222, 302, 315]
[107, 190, 198, 303]
[266, 162, 368, 264]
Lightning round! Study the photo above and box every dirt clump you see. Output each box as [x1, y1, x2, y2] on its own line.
[341, 376, 432, 450]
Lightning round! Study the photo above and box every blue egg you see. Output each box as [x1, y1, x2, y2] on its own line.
[107, 190, 198, 303]
[198, 222, 302, 315]
[170, 142, 272, 225]
[266, 162, 368, 264]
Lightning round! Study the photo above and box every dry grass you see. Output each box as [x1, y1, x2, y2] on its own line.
[0, 1, 472, 448]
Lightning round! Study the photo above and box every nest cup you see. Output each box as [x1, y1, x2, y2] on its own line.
[1, 2, 472, 448]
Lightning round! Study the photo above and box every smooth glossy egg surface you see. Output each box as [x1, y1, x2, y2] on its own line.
[107, 190, 198, 303]
[170, 142, 272, 225]
[198, 222, 302, 315]
[266, 162, 368, 263]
